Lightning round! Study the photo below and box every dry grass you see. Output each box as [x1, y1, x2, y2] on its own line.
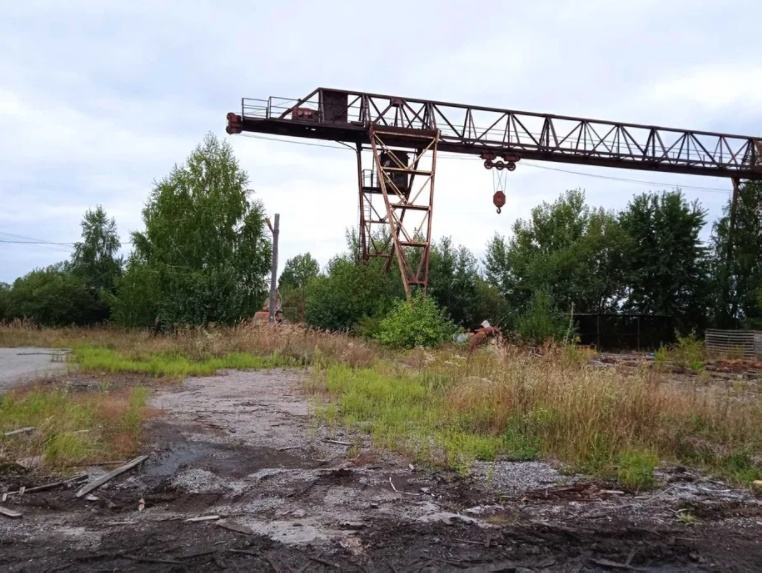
[310, 344, 762, 488]
[0, 381, 155, 472]
[2, 322, 760, 487]
[0, 320, 380, 377]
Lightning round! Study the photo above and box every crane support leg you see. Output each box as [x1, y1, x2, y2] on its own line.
[366, 126, 439, 301]
[357, 146, 394, 263]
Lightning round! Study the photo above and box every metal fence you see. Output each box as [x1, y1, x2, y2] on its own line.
[574, 313, 675, 351]
[704, 329, 762, 359]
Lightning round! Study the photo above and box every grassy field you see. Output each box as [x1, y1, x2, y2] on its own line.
[1, 322, 760, 487]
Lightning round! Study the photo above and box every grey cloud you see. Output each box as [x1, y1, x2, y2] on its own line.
[1, 0, 759, 282]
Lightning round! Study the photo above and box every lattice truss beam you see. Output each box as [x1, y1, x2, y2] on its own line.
[228, 88, 762, 179]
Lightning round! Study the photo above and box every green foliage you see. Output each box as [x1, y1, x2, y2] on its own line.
[69, 205, 123, 296]
[427, 237, 481, 327]
[512, 286, 570, 344]
[655, 331, 706, 373]
[619, 189, 711, 333]
[615, 448, 658, 490]
[375, 292, 458, 349]
[0, 282, 9, 321]
[4, 264, 105, 326]
[711, 181, 762, 328]
[279, 253, 320, 291]
[72, 346, 298, 378]
[471, 278, 509, 328]
[484, 190, 629, 314]
[305, 256, 402, 332]
[279, 253, 320, 322]
[111, 132, 271, 327]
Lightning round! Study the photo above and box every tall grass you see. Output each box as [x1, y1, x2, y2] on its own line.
[0, 384, 152, 470]
[310, 345, 762, 488]
[0, 320, 380, 377]
[2, 322, 759, 486]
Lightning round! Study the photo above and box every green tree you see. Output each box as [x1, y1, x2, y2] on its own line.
[0, 282, 10, 321]
[710, 181, 762, 328]
[428, 237, 480, 327]
[5, 264, 103, 326]
[112, 132, 272, 327]
[619, 189, 711, 332]
[278, 253, 320, 322]
[483, 189, 628, 314]
[304, 256, 402, 332]
[279, 253, 320, 291]
[70, 205, 123, 294]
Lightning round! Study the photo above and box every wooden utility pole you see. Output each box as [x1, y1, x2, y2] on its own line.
[267, 213, 280, 323]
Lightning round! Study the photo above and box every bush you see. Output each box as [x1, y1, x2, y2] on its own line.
[4, 264, 107, 326]
[513, 286, 570, 344]
[305, 258, 402, 332]
[655, 330, 705, 373]
[375, 292, 458, 349]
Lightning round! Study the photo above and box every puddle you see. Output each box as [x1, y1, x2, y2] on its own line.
[144, 441, 316, 478]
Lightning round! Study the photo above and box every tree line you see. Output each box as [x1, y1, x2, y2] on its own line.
[2, 132, 760, 344]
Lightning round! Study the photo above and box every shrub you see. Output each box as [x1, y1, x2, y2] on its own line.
[375, 292, 458, 349]
[513, 286, 570, 344]
[655, 330, 705, 373]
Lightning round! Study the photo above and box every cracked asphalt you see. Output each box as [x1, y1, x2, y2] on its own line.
[0, 347, 68, 392]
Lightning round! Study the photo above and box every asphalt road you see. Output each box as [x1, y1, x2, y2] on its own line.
[0, 347, 69, 392]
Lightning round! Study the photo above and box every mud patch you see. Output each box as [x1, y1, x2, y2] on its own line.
[144, 440, 316, 479]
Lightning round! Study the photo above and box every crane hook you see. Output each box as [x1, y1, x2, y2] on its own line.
[493, 190, 506, 215]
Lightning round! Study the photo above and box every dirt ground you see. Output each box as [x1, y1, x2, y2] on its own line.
[1, 368, 761, 572]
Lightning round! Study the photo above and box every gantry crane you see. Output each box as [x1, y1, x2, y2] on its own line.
[226, 88, 762, 301]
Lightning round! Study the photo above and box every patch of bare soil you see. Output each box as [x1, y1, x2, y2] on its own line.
[2, 368, 761, 572]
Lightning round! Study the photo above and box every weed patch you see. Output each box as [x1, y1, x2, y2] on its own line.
[71, 346, 298, 378]
[309, 345, 762, 488]
[0, 385, 153, 471]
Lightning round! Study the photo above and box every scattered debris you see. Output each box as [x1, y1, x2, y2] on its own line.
[339, 536, 365, 556]
[6, 473, 88, 497]
[84, 495, 99, 502]
[0, 505, 22, 519]
[138, 497, 145, 511]
[389, 476, 398, 492]
[589, 557, 641, 570]
[217, 520, 255, 535]
[309, 554, 340, 568]
[75, 455, 149, 498]
[323, 439, 353, 446]
[122, 554, 181, 565]
[185, 515, 221, 522]
[465, 504, 505, 515]
[16, 457, 42, 469]
[3, 427, 35, 437]
[418, 511, 480, 526]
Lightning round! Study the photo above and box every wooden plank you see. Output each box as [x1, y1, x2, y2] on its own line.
[3, 427, 35, 437]
[75, 455, 148, 498]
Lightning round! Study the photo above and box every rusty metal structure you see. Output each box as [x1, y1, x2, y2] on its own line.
[226, 88, 762, 300]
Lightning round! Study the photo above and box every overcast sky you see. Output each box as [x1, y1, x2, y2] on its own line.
[1, 0, 760, 284]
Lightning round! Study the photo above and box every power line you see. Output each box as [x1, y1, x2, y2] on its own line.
[238, 132, 733, 194]
[0, 239, 75, 246]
